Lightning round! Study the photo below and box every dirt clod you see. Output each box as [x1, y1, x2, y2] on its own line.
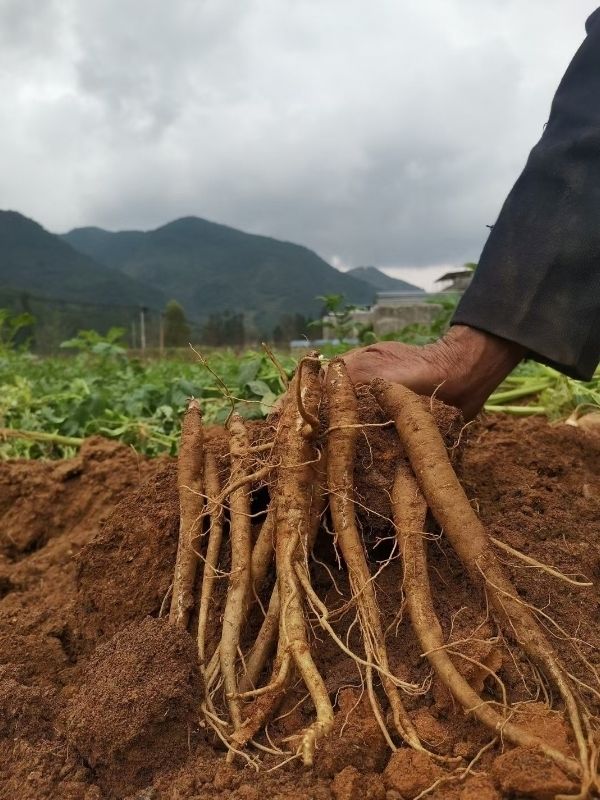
[332, 766, 386, 800]
[383, 748, 444, 798]
[75, 463, 180, 651]
[491, 747, 577, 799]
[459, 774, 500, 800]
[65, 616, 200, 797]
[314, 689, 389, 777]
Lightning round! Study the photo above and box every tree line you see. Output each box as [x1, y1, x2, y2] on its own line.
[0, 290, 316, 351]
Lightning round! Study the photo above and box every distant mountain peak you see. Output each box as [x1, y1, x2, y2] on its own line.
[347, 266, 424, 293]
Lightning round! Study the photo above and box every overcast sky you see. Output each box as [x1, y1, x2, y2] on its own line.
[1, 0, 598, 288]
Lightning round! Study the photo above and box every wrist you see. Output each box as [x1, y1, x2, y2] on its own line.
[444, 324, 525, 375]
[427, 325, 525, 417]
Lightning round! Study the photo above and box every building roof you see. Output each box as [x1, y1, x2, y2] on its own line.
[435, 270, 473, 282]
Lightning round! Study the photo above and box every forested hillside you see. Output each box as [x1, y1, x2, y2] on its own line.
[0, 211, 163, 307]
[63, 216, 375, 335]
[0, 211, 165, 349]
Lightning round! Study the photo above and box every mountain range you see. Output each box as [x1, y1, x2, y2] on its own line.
[0, 209, 424, 343]
[61, 216, 379, 331]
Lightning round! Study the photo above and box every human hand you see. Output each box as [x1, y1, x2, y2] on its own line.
[341, 325, 525, 420]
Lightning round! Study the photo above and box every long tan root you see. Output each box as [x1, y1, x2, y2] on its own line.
[391, 461, 581, 778]
[251, 504, 276, 596]
[273, 358, 334, 764]
[375, 379, 591, 789]
[239, 454, 328, 697]
[238, 583, 281, 695]
[225, 497, 278, 698]
[219, 414, 253, 732]
[325, 360, 423, 751]
[231, 503, 278, 697]
[198, 451, 224, 671]
[231, 632, 291, 748]
[170, 397, 204, 628]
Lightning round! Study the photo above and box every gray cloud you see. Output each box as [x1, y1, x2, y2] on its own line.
[1, 0, 598, 272]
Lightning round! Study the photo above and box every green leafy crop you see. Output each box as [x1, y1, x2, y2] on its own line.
[0, 345, 295, 459]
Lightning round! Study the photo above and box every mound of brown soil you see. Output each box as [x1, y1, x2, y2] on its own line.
[76, 463, 179, 650]
[0, 418, 598, 799]
[66, 617, 200, 797]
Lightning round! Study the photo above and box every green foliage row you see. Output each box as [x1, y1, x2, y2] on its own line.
[0, 328, 295, 459]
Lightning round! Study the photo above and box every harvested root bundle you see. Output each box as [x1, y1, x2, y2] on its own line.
[168, 357, 599, 797]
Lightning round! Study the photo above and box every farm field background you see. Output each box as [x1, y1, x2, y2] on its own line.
[1, 328, 599, 459]
[0, 341, 295, 458]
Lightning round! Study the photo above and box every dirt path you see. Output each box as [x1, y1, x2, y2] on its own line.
[0, 420, 598, 800]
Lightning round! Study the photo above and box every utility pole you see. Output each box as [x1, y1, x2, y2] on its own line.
[159, 313, 165, 356]
[140, 306, 147, 353]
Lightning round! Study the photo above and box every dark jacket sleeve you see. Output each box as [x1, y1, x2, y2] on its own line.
[452, 8, 600, 380]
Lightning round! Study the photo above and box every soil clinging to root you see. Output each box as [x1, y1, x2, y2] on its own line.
[0, 412, 598, 800]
